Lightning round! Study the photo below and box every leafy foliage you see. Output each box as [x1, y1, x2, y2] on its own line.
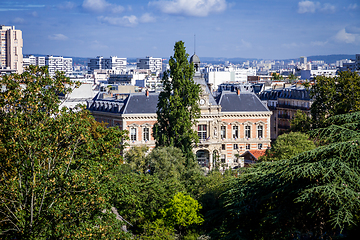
[136, 219, 175, 240]
[153, 41, 201, 163]
[290, 109, 312, 133]
[161, 192, 204, 231]
[124, 145, 149, 173]
[112, 166, 184, 234]
[271, 72, 283, 80]
[212, 111, 360, 239]
[0, 66, 129, 239]
[259, 131, 316, 162]
[310, 70, 360, 127]
[147, 146, 186, 181]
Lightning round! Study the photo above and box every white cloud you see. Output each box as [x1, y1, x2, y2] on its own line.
[82, 0, 124, 13]
[149, 0, 227, 17]
[58, 1, 77, 10]
[48, 34, 69, 41]
[310, 40, 328, 46]
[333, 29, 359, 44]
[297, 1, 335, 14]
[321, 3, 335, 13]
[297, 1, 319, 13]
[98, 15, 138, 27]
[347, 4, 358, 10]
[140, 13, 156, 23]
[238, 39, 252, 49]
[31, 11, 38, 17]
[13, 17, 25, 24]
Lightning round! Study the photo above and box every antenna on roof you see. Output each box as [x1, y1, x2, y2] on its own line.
[194, 34, 196, 54]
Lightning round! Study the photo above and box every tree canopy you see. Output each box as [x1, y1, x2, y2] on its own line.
[310, 70, 360, 128]
[152, 41, 201, 163]
[0, 66, 129, 239]
[259, 131, 316, 162]
[212, 111, 360, 239]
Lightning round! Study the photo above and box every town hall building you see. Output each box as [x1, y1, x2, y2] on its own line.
[87, 54, 272, 169]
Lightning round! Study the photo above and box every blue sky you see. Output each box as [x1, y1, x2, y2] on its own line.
[0, 0, 359, 59]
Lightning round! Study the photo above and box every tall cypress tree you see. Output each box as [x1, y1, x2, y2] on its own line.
[153, 41, 201, 164]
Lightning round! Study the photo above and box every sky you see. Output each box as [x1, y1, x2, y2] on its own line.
[0, 0, 359, 60]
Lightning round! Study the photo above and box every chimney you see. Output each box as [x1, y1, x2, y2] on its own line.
[146, 89, 149, 97]
[237, 88, 240, 96]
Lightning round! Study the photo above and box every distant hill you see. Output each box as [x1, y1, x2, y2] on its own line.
[305, 54, 355, 64]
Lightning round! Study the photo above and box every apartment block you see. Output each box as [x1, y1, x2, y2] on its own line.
[88, 56, 126, 73]
[23, 55, 46, 69]
[137, 56, 162, 73]
[45, 55, 72, 77]
[0, 25, 23, 74]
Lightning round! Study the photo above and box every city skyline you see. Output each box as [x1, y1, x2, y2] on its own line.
[0, 0, 359, 59]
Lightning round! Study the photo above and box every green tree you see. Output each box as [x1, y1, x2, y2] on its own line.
[311, 70, 360, 128]
[137, 219, 175, 240]
[146, 146, 186, 181]
[161, 192, 204, 235]
[212, 111, 360, 239]
[271, 72, 283, 80]
[259, 131, 316, 162]
[288, 73, 297, 80]
[124, 145, 149, 173]
[290, 109, 312, 132]
[112, 168, 184, 234]
[153, 41, 201, 163]
[0, 66, 129, 239]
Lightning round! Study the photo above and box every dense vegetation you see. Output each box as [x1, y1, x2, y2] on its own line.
[1, 47, 360, 239]
[0, 66, 129, 239]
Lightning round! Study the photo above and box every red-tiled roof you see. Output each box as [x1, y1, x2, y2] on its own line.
[240, 150, 266, 161]
[249, 150, 266, 160]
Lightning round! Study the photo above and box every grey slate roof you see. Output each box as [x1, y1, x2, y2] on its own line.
[122, 93, 159, 114]
[258, 86, 311, 101]
[258, 89, 282, 101]
[279, 87, 311, 100]
[190, 54, 200, 64]
[193, 76, 217, 105]
[217, 92, 269, 112]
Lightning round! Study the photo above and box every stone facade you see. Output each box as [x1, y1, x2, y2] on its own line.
[88, 55, 271, 170]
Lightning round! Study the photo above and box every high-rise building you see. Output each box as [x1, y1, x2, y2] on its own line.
[45, 55, 72, 77]
[300, 56, 307, 65]
[0, 25, 23, 73]
[23, 55, 46, 69]
[356, 54, 360, 71]
[137, 56, 162, 73]
[88, 56, 126, 73]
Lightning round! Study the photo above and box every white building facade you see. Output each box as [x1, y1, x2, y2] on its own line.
[0, 25, 23, 74]
[204, 66, 256, 91]
[88, 56, 126, 73]
[137, 56, 162, 73]
[45, 55, 73, 77]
